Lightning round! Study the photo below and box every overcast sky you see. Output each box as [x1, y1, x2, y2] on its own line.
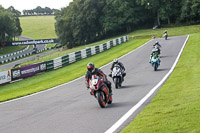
[0, 0, 73, 12]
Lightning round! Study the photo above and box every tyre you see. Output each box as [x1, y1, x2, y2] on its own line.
[97, 91, 106, 108]
[154, 63, 157, 71]
[114, 78, 119, 89]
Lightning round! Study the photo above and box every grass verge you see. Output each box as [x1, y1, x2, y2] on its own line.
[121, 32, 200, 132]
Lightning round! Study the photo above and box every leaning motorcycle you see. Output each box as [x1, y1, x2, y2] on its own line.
[109, 65, 125, 89]
[89, 75, 112, 108]
[151, 56, 160, 71]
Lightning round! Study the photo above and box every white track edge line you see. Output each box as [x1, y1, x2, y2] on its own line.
[0, 39, 152, 105]
[104, 35, 189, 133]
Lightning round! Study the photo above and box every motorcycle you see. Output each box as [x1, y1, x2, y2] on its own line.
[151, 56, 160, 71]
[89, 75, 112, 108]
[163, 33, 168, 40]
[109, 65, 125, 89]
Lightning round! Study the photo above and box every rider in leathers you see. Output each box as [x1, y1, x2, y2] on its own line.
[149, 48, 161, 63]
[110, 59, 126, 81]
[85, 62, 112, 95]
[153, 41, 161, 54]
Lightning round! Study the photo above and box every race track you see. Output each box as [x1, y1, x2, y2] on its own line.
[0, 35, 188, 133]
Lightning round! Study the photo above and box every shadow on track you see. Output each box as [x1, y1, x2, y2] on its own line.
[156, 68, 169, 71]
[106, 102, 134, 109]
[116, 84, 140, 89]
[160, 55, 171, 58]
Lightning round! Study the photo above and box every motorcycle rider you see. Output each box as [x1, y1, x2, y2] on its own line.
[153, 41, 161, 54]
[163, 30, 168, 38]
[149, 48, 160, 63]
[110, 58, 126, 81]
[85, 62, 112, 95]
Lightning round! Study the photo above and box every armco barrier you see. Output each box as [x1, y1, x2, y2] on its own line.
[53, 57, 62, 69]
[46, 60, 54, 71]
[62, 55, 69, 67]
[1, 36, 129, 85]
[81, 49, 87, 59]
[75, 51, 82, 61]
[0, 46, 29, 59]
[45, 35, 128, 71]
[86, 48, 92, 57]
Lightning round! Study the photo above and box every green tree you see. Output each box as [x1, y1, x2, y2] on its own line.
[158, 0, 181, 24]
[180, 0, 200, 23]
[44, 7, 53, 15]
[8, 6, 21, 17]
[8, 6, 22, 36]
[136, 0, 162, 25]
[0, 5, 18, 42]
[102, 0, 151, 34]
[55, 0, 106, 48]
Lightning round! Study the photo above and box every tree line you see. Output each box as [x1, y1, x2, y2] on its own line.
[55, 0, 200, 48]
[23, 6, 59, 16]
[0, 6, 22, 42]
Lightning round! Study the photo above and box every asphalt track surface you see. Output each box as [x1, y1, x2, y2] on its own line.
[0, 35, 188, 133]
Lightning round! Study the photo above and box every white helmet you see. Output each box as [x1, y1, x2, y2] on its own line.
[113, 58, 118, 63]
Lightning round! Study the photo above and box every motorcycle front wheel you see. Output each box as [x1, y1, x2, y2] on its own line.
[154, 63, 158, 71]
[97, 91, 106, 108]
[114, 78, 119, 89]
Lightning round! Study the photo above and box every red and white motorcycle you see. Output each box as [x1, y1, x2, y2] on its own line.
[89, 75, 112, 108]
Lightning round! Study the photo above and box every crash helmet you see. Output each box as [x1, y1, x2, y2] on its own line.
[113, 58, 118, 64]
[87, 62, 95, 72]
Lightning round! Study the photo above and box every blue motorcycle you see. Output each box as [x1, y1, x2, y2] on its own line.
[151, 56, 160, 71]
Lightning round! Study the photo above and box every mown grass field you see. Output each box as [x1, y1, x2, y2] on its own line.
[121, 32, 200, 133]
[19, 16, 57, 39]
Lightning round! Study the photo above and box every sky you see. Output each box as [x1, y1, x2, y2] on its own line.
[0, 0, 73, 12]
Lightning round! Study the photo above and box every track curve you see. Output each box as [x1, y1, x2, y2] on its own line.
[0, 35, 188, 133]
